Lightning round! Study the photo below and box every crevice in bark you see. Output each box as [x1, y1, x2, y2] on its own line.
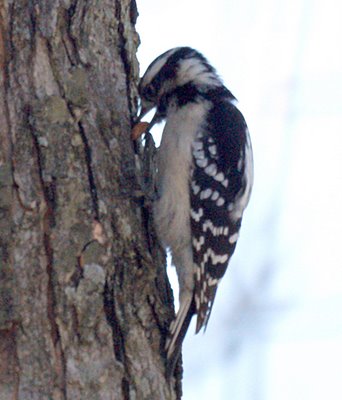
[66, 0, 78, 20]
[45, 37, 67, 98]
[0, 326, 20, 398]
[115, 0, 134, 121]
[103, 277, 125, 363]
[0, 9, 10, 88]
[71, 305, 81, 343]
[147, 294, 167, 339]
[77, 121, 100, 221]
[103, 277, 134, 399]
[72, 252, 85, 288]
[134, 132, 158, 254]
[28, 114, 67, 400]
[63, 1, 85, 67]
[12, 181, 36, 212]
[1, 7, 17, 208]
[28, 1, 37, 47]
[121, 377, 130, 400]
[129, 0, 139, 25]
[42, 25, 100, 225]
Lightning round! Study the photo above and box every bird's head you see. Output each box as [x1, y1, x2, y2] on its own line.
[137, 47, 222, 123]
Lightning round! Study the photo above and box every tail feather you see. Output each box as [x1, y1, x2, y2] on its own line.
[195, 285, 218, 333]
[165, 296, 195, 378]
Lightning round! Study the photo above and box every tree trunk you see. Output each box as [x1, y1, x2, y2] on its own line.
[0, 1, 180, 398]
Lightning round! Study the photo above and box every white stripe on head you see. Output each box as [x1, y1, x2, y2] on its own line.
[141, 48, 180, 88]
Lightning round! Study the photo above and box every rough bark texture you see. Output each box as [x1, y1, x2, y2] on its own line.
[0, 1, 180, 399]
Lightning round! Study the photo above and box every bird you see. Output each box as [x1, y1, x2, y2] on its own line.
[134, 47, 253, 376]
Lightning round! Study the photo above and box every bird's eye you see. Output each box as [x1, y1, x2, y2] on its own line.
[143, 85, 156, 100]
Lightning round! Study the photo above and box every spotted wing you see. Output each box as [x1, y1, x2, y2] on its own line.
[190, 100, 252, 332]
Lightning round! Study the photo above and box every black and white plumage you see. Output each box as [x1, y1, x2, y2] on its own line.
[137, 47, 253, 375]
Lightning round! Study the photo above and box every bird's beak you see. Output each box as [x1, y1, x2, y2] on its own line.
[132, 102, 158, 140]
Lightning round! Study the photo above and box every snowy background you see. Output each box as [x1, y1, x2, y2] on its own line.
[136, 0, 342, 398]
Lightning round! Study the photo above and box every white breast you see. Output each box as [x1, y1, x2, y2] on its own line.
[153, 100, 210, 252]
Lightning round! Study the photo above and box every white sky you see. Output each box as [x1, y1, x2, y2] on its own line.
[137, 1, 342, 398]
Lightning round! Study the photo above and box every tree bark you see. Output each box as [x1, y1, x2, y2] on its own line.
[0, 1, 180, 398]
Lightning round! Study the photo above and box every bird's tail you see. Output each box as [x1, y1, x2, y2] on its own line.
[165, 295, 195, 378]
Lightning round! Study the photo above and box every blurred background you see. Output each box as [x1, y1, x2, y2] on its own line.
[136, 0, 342, 398]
